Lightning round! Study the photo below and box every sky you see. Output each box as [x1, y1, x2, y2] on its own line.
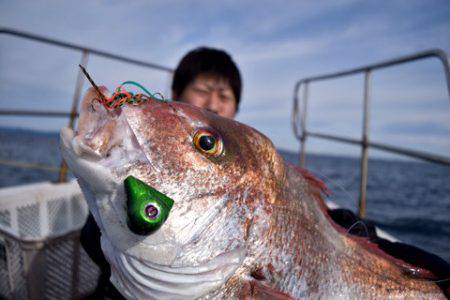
[0, 0, 449, 159]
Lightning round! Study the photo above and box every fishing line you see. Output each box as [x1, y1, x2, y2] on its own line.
[430, 277, 450, 283]
[79, 65, 169, 110]
[120, 81, 154, 97]
[346, 220, 370, 238]
[307, 168, 357, 212]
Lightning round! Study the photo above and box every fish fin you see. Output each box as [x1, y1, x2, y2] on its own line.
[292, 164, 331, 196]
[350, 235, 448, 281]
[240, 279, 294, 300]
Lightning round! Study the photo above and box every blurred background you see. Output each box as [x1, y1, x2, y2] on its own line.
[0, 1, 449, 261]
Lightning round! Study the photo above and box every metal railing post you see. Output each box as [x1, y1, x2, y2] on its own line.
[299, 82, 309, 167]
[58, 50, 89, 183]
[358, 71, 371, 218]
[292, 82, 301, 162]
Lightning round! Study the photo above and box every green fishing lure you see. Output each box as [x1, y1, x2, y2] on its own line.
[124, 175, 174, 235]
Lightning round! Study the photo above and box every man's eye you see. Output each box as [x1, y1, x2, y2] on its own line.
[193, 87, 210, 96]
[219, 94, 233, 103]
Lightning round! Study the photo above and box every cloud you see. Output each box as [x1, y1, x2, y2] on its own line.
[1, 0, 450, 157]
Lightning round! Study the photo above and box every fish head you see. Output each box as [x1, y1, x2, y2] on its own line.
[60, 87, 285, 270]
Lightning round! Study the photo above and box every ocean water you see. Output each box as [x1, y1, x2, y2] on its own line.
[0, 127, 449, 263]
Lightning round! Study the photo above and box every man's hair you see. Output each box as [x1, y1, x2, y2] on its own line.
[172, 47, 242, 111]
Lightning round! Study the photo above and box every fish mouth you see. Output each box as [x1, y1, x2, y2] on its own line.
[60, 86, 148, 183]
[61, 127, 102, 162]
[65, 86, 131, 162]
[61, 123, 182, 265]
[60, 126, 116, 192]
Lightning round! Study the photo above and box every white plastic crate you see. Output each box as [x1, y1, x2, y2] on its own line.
[0, 180, 100, 299]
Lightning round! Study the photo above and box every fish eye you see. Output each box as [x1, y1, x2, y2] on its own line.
[193, 129, 224, 157]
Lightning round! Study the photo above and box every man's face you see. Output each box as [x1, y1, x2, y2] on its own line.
[176, 74, 237, 119]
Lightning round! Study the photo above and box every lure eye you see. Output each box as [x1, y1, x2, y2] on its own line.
[193, 129, 223, 157]
[145, 203, 160, 220]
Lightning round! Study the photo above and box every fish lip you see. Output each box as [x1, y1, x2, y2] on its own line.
[60, 127, 74, 153]
[61, 127, 102, 162]
[60, 127, 118, 194]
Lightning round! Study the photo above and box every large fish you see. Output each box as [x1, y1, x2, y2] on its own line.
[60, 87, 445, 299]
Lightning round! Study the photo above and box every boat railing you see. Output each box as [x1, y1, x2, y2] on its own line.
[292, 48, 450, 218]
[0, 27, 173, 182]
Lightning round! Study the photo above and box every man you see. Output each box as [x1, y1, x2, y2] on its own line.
[81, 47, 242, 299]
[171, 47, 242, 118]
